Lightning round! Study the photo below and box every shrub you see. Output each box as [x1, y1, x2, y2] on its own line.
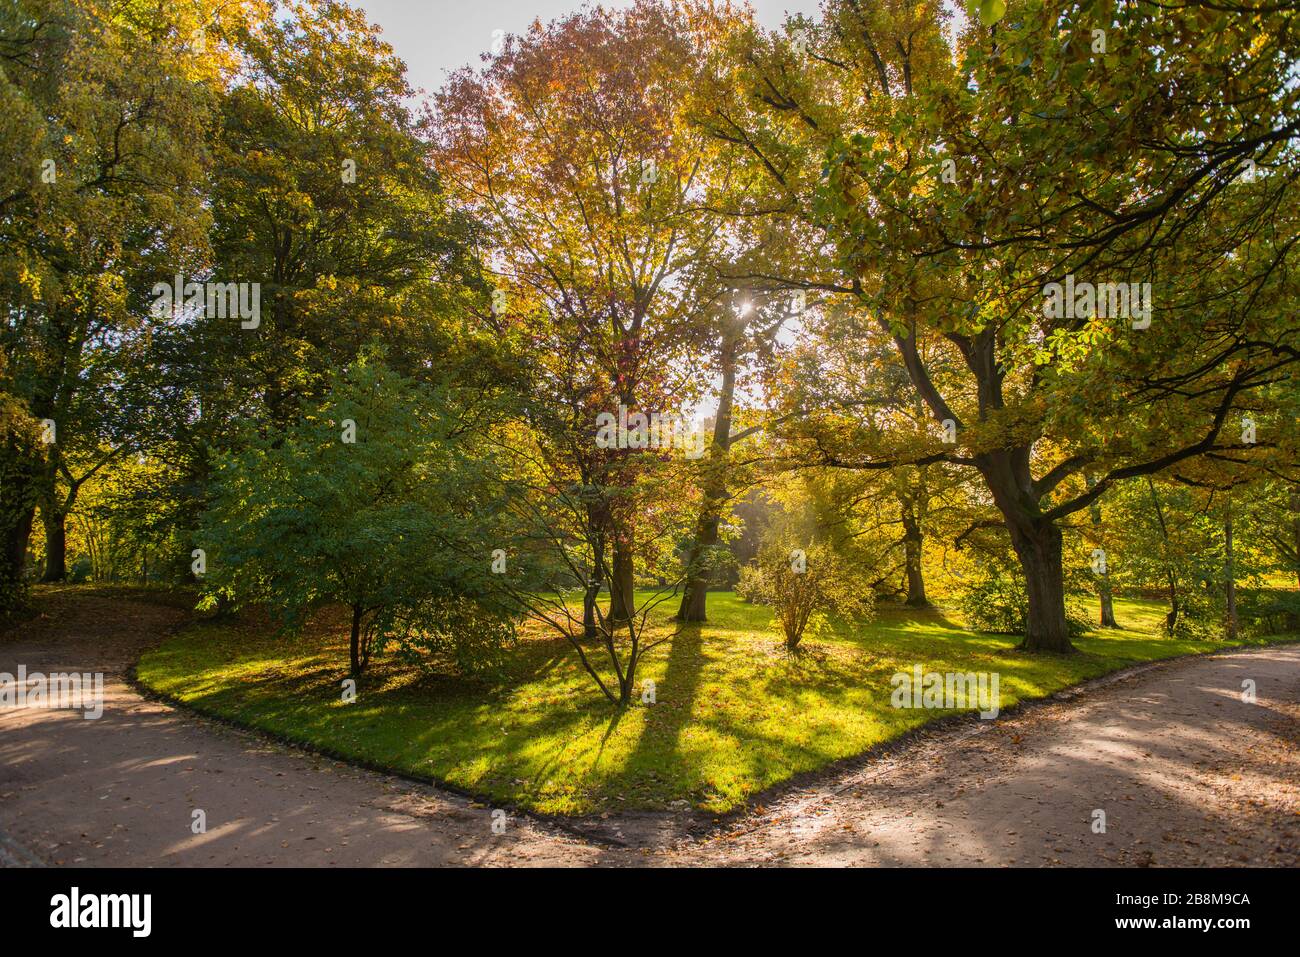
[959, 566, 1090, 639]
[375, 596, 517, 677]
[734, 563, 763, 604]
[1233, 587, 1300, 638]
[742, 541, 874, 650]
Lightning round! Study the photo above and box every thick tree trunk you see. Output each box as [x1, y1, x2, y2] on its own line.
[1, 505, 34, 611]
[978, 449, 1075, 653]
[1224, 498, 1238, 640]
[676, 539, 713, 621]
[1007, 519, 1074, 652]
[1098, 573, 1118, 628]
[608, 539, 635, 623]
[677, 494, 725, 622]
[0, 440, 38, 611]
[41, 508, 67, 583]
[903, 528, 928, 606]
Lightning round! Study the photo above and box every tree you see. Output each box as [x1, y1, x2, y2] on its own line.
[132, 0, 497, 589]
[433, 0, 745, 629]
[675, 291, 789, 622]
[0, 0, 242, 590]
[486, 445, 690, 705]
[199, 358, 514, 676]
[704, 0, 1299, 651]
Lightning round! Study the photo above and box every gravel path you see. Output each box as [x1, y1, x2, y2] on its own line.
[2, 594, 1296, 867]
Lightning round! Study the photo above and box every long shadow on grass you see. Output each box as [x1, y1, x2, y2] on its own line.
[602, 621, 708, 805]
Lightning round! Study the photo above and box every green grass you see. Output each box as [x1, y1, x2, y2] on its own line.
[136, 592, 1296, 816]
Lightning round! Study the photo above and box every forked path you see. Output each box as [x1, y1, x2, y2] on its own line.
[1, 594, 1296, 867]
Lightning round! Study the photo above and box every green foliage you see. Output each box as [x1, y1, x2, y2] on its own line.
[374, 596, 516, 678]
[959, 565, 1090, 639]
[966, 0, 1006, 28]
[1237, 588, 1300, 639]
[199, 356, 515, 674]
[743, 540, 874, 649]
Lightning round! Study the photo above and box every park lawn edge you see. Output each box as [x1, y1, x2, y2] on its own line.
[132, 593, 1300, 820]
[132, 634, 1299, 837]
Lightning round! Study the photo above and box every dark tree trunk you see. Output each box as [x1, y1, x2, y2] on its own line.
[349, 603, 366, 677]
[1, 505, 35, 611]
[902, 526, 928, 607]
[1292, 491, 1300, 588]
[1007, 518, 1073, 652]
[582, 576, 600, 640]
[678, 325, 740, 622]
[1164, 581, 1180, 635]
[1224, 497, 1238, 640]
[1098, 573, 1118, 628]
[0, 440, 38, 612]
[977, 448, 1074, 653]
[609, 540, 634, 623]
[41, 508, 67, 583]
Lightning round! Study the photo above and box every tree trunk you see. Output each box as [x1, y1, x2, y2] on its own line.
[1086, 478, 1116, 627]
[41, 508, 67, 583]
[0, 440, 38, 612]
[978, 449, 1074, 653]
[1292, 491, 1300, 587]
[1008, 519, 1073, 652]
[349, 604, 366, 677]
[582, 576, 600, 640]
[609, 539, 635, 623]
[1098, 572, 1118, 628]
[898, 471, 930, 607]
[902, 527, 928, 606]
[0, 505, 34, 612]
[677, 317, 740, 622]
[677, 489, 725, 622]
[1164, 582, 1180, 635]
[1224, 496, 1238, 640]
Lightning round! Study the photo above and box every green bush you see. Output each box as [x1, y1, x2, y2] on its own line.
[1236, 587, 1300, 637]
[959, 567, 1090, 638]
[741, 541, 875, 649]
[375, 596, 517, 677]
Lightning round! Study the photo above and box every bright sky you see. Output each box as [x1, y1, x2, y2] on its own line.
[358, 0, 824, 98]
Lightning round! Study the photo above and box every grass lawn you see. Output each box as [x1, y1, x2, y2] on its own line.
[135, 592, 1297, 816]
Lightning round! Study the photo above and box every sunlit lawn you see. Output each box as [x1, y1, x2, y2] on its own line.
[136, 591, 1296, 816]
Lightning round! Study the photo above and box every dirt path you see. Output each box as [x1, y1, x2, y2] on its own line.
[2, 593, 1296, 867]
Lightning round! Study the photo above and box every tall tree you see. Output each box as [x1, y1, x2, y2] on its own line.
[705, 0, 1299, 650]
[433, 0, 745, 628]
[0, 0, 247, 590]
[144, 0, 500, 577]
